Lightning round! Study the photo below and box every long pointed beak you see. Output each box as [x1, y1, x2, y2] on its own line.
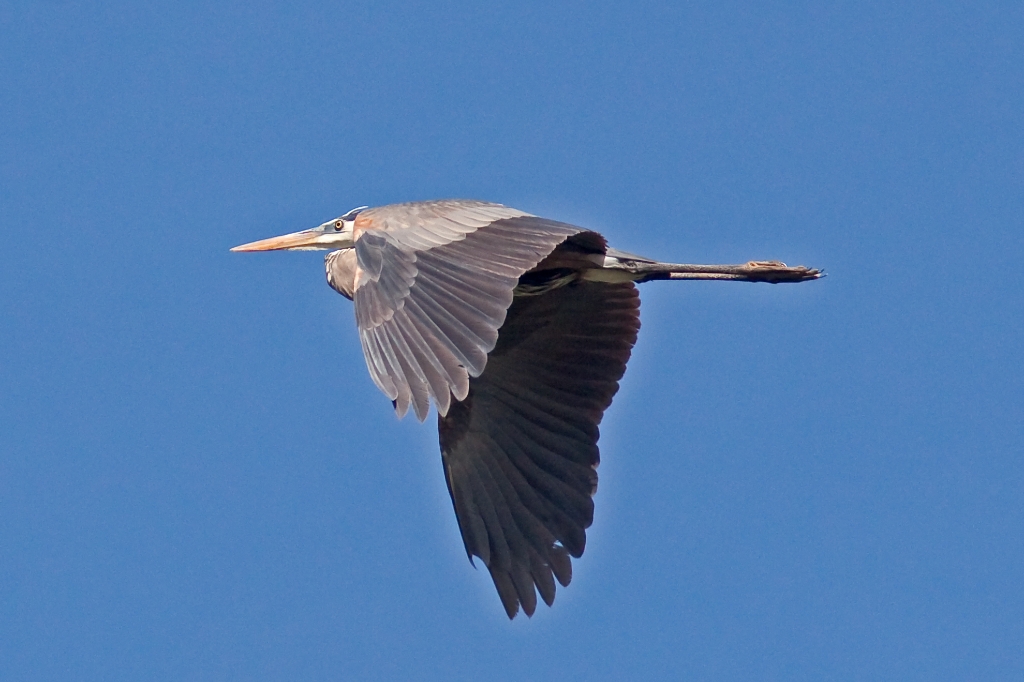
[231, 229, 325, 252]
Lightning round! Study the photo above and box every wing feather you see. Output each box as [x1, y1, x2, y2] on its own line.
[445, 455, 490, 565]
[439, 279, 641, 617]
[370, 325, 412, 413]
[529, 550, 557, 607]
[392, 310, 454, 416]
[464, 454, 513, 570]
[386, 313, 439, 420]
[353, 201, 588, 419]
[474, 437, 562, 566]
[475, 418, 589, 556]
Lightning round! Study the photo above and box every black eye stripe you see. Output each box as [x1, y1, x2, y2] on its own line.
[340, 205, 369, 221]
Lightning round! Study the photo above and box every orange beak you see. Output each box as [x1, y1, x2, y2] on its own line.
[231, 229, 325, 252]
[231, 222, 355, 252]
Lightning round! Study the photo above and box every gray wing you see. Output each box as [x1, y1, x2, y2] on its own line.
[438, 279, 641, 618]
[352, 200, 586, 420]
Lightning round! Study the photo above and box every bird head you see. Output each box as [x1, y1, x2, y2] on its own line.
[231, 206, 367, 252]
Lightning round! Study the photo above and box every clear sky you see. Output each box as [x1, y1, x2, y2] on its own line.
[2, 1, 1022, 680]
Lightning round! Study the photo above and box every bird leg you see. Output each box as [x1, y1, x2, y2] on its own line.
[605, 259, 823, 284]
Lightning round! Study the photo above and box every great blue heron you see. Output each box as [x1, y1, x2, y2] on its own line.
[232, 199, 821, 619]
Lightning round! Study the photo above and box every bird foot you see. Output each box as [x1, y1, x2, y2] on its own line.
[744, 261, 824, 283]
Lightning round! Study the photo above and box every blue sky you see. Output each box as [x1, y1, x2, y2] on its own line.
[2, 1, 1022, 679]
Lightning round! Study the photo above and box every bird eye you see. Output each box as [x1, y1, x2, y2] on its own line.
[334, 220, 343, 231]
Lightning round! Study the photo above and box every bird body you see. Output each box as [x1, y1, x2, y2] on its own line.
[233, 199, 821, 618]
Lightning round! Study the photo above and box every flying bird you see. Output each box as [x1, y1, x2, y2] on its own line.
[232, 199, 821, 618]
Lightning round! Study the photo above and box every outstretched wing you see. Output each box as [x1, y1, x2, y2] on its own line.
[351, 200, 587, 420]
[438, 280, 641, 618]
